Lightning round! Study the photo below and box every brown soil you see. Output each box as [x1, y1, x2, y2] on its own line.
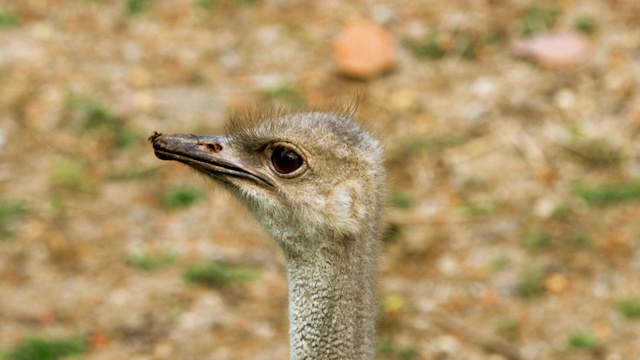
[1, 1, 639, 359]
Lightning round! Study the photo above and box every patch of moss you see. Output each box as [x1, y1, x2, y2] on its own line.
[520, 5, 562, 37]
[51, 160, 95, 193]
[571, 138, 623, 168]
[197, 0, 256, 8]
[382, 223, 404, 244]
[489, 254, 510, 272]
[128, 252, 177, 271]
[572, 233, 592, 248]
[408, 33, 446, 60]
[617, 298, 640, 319]
[516, 266, 545, 299]
[160, 186, 204, 209]
[376, 336, 419, 359]
[0, 200, 25, 238]
[406, 138, 430, 155]
[574, 180, 640, 207]
[262, 84, 306, 106]
[183, 260, 257, 288]
[0, 10, 18, 28]
[125, 0, 155, 15]
[525, 232, 552, 250]
[460, 201, 497, 217]
[551, 202, 571, 220]
[66, 94, 137, 149]
[568, 330, 599, 349]
[574, 15, 597, 35]
[497, 318, 520, 342]
[5, 336, 86, 360]
[408, 31, 479, 60]
[390, 190, 413, 208]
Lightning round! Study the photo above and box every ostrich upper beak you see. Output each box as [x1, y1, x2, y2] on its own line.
[149, 132, 274, 188]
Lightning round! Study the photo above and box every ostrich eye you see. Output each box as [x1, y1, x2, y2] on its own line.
[271, 146, 303, 175]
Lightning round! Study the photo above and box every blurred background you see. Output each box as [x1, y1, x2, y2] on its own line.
[1, 0, 640, 359]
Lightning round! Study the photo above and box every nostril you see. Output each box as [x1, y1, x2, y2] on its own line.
[200, 142, 223, 153]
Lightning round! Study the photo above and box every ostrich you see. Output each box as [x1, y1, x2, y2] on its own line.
[150, 108, 385, 359]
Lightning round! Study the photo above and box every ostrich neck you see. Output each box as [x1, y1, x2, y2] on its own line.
[284, 233, 377, 360]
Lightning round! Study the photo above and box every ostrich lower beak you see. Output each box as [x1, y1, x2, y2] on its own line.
[149, 132, 274, 188]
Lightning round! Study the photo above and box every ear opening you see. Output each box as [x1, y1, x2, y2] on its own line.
[326, 180, 365, 236]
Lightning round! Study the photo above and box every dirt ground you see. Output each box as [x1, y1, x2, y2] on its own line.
[1, 1, 640, 359]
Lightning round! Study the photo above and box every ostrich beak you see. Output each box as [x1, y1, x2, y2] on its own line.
[149, 132, 274, 188]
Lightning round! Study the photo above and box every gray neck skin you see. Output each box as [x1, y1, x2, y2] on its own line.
[284, 233, 377, 360]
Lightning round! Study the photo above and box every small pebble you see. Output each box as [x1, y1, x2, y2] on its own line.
[545, 273, 569, 293]
[371, 4, 395, 25]
[434, 335, 461, 354]
[128, 66, 151, 87]
[534, 197, 555, 219]
[219, 50, 241, 69]
[554, 88, 576, 110]
[511, 32, 589, 66]
[389, 88, 418, 111]
[0, 128, 5, 153]
[471, 77, 498, 98]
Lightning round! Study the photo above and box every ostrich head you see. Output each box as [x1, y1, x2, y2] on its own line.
[150, 109, 385, 256]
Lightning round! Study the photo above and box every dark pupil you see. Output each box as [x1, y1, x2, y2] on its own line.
[271, 147, 303, 174]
